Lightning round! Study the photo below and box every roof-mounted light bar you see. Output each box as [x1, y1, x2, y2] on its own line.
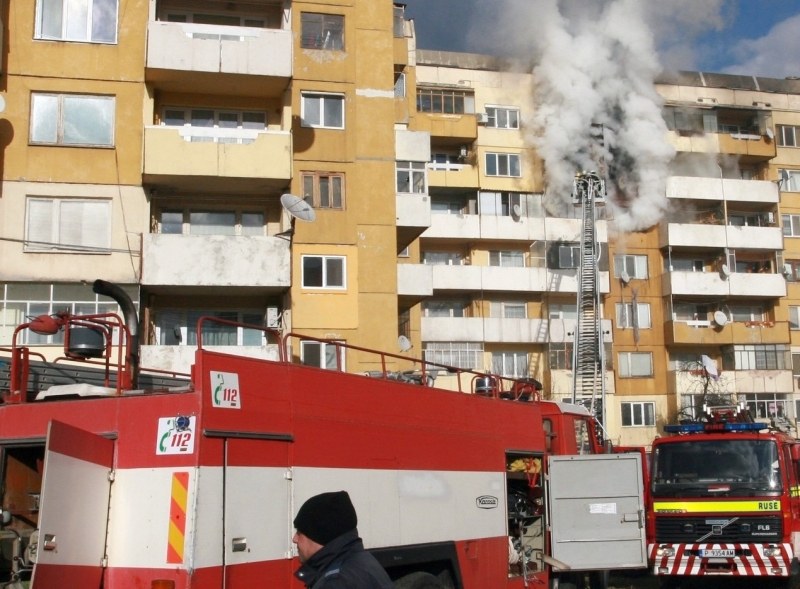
[664, 421, 767, 434]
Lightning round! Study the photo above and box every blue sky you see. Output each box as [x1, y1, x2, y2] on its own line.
[403, 0, 800, 79]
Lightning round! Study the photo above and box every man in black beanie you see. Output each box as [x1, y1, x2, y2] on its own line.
[292, 490, 393, 589]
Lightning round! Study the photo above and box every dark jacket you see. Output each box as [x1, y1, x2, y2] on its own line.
[294, 529, 394, 589]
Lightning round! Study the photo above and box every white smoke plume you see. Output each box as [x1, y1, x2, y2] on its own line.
[521, 0, 676, 232]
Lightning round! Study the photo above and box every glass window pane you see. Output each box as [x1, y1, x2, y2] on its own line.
[31, 95, 59, 143]
[161, 211, 182, 234]
[92, 0, 118, 42]
[190, 211, 236, 236]
[241, 212, 263, 236]
[242, 112, 266, 130]
[326, 258, 344, 286]
[65, 0, 90, 40]
[303, 257, 323, 287]
[63, 96, 114, 145]
[303, 96, 321, 126]
[323, 96, 343, 127]
[40, 0, 65, 38]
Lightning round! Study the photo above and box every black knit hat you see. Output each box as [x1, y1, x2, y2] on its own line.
[294, 491, 358, 545]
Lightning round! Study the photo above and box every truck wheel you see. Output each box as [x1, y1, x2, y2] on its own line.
[658, 577, 679, 589]
[393, 572, 444, 589]
[588, 571, 609, 589]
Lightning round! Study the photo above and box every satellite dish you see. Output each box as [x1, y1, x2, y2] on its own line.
[0, 95, 5, 114]
[719, 264, 731, 279]
[511, 203, 522, 221]
[398, 335, 412, 352]
[620, 270, 631, 284]
[280, 193, 316, 222]
[766, 127, 774, 140]
[713, 310, 728, 327]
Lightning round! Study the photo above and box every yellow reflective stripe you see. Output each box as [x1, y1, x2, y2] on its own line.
[791, 486, 800, 498]
[653, 500, 781, 513]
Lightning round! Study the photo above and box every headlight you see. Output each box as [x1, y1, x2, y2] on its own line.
[656, 546, 675, 557]
[763, 545, 781, 557]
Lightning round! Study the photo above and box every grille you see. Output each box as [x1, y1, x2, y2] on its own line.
[655, 516, 782, 543]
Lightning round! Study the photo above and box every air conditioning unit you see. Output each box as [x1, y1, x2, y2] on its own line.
[266, 306, 281, 328]
[476, 112, 489, 125]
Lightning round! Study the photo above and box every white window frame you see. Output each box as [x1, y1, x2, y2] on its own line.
[616, 302, 651, 329]
[301, 92, 345, 129]
[157, 208, 266, 237]
[161, 107, 266, 144]
[783, 214, 800, 236]
[300, 12, 344, 50]
[25, 197, 112, 253]
[779, 170, 800, 192]
[490, 301, 527, 319]
[491, 351, 529, 378]
[155, 309, 264, 346]
[614, 254, 648, 279]
[485, 152, 521, 177]
[777, 125, 798, 148]
[621, 401, 655, 427]
[790, 306, 800, 330]
[485, 105, 520, 129]
[618, 352, 653, 378]
[35, 0, 119, 44]
[301, 340, 346, 370]
[396, 161, 427, 194]
[30, 93, 115, 147]
[301, 255, 346, 289]
[489, 250, 525, 268]
[479, 191, 528, 217]
[423, 342, 482, 370]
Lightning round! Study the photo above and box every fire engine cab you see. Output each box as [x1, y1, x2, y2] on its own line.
[0, 280, 647, 589]
[648, 403, 800, 588]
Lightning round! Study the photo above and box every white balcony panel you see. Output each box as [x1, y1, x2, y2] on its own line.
[667, 176, 724, 200]
[397, 264, 433, 297]
[147, 21, 292, 77]
[667, 176, 778, 203]
[545, 270, 611, 294]
[395, 129, 431, 162]
[479, 216, 546, 241]
[725, 226, 783, 250]
[396, 194, 431, 229]
[421, 317, 484, 341]
[727, 273, 787, 298]
[722, 179, 779, 203]
[141, 344, 280, 375]
[662, 271, 730, 296]
[480, 266, 549, 292]
[545, 218, 608, 243]
[430, 265, 483, 290]
[142, 234, 289, 287]
[421, 318, 612, 344]
[424, 214, 481, 239]
[659, 223, 727, 248]
[671, 368, 792, 397]
[547, 319, 614, 343]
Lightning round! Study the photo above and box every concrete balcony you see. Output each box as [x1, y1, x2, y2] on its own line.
[666, 176, 779, 203]
[659, 222, 726, 248]
[479, 215, 546, 241]
[397, 193, 432, 252]
[424, 214, 481, 239]
[146, 21, 292, 95]
[413, 113, 478, 141]
[668, 367, 793, 397]
[140, 344, 280, 375]
[663, 270, 787, 298]
[664, 320, 790, 346]
[421, 317, 613, 344]
[142, 126, 291, 192]
[545, 217, 609, 243]
[727, 272, 787, 297]
[427, 165, 480, 188]
[141, 234, 290, 292]
[550, 369, 616, 400]
[725, 225, 783, 250]
[545, 269, 611, 294]
[666, 131, 776, 160]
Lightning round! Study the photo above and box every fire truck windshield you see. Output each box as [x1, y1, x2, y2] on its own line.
[651, 439, 781, 497]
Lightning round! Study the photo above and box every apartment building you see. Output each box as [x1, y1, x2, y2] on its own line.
[1, 1, 799, 447]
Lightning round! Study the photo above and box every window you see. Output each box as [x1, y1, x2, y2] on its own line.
[549, 303, 577, 320]
[302, 172, 344, 209]
[394, 72, 406, 98]
[416, 87, 474, 114]
[722, 344, 790, 371]
[741, 393, 789, 420]
[431, 196, 470, 215]
[162, 108, 266, 143]
[616, 302, 651, 329]
[492, 351, 529, 378]
[430, 153, 463, 170]
[26, 198, 111, 252]
[790, 307, 800, 330]
[485, 152, 521, 177]
[301, 340, 345, 370]
[36, 0, 118, 43]
[162, 10, 268, 28]
[729, 304, 766, 322]
[490, 301, 527, 319]
[156, 310, 264, 346]
[779, 170, 800, 192]
[489, 250, 525, 267]
[485, 106, 520, 129]
[393, 5, 405, 37]
[479, 192, 530, 217]
[396, 161, 426, 194]
[302, 255, 345, 289]
[777, 125, 798, 147]
[783, 214, 800, 236]
[621, 402, 655, 427]
[422, 251, 464, 266]
[618, 352, 653, 377]
[423, 342, 482, 370]
[423, 300, 467, 318]
[614, 254, 648, 279]
[785, 260, 800, 282]
[301, 93, 344, 129]
[300, 13, 344, 50]
[549, 343, 573, 370]
[0, 282, 138, 346]
[31, 93, 115, 147]
[794, 352, 800, 376]
[157, 209, 265, 236]
[557, 244, 581, 269]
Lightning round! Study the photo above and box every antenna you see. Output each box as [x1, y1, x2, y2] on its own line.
[620, 270, 631, 285]
[280, 193, 316, 222]
[398, 335, 412, 352]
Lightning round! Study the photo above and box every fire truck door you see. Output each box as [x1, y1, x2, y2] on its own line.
[547, 453, 646, 571]
[222, 437, 291, 586]
[31, 420, 114, 589]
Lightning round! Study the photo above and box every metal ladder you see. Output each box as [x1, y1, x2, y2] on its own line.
[571, 171, 606, 426]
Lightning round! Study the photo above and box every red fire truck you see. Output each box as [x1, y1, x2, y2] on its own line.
[648, 403, 800, 588]
[0, 281, 646, 589]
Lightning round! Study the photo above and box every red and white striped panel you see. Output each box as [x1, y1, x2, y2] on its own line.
[648, 542, 793, 576]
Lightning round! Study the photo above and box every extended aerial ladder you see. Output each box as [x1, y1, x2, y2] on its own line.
[571, 171, 607, 427]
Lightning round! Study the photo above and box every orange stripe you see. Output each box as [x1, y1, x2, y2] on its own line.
[166, 472, 189, 564]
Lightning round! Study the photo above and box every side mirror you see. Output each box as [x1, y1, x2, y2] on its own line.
[791, 445, 800, 462]
[0, 508, 11, 526]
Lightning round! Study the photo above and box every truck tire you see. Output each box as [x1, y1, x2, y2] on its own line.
[393, 572, 445, 589]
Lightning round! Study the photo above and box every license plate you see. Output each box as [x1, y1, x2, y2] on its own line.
[699, 549, 735, 558]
